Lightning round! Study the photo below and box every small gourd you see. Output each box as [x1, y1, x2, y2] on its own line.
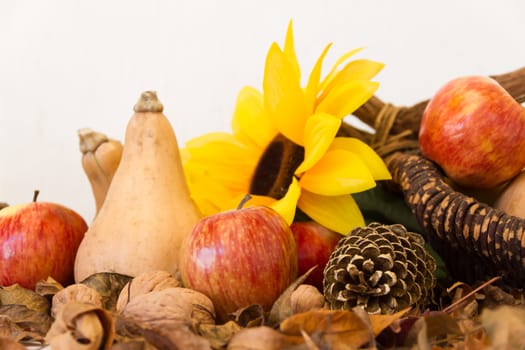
[74, 91, 202, 282]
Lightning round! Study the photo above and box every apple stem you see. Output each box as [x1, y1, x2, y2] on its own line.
[33, 190, 40, 202]
[237, 194, 252, 210]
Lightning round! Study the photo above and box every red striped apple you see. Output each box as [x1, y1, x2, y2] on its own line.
[0, 192, 88, 289]
[179, 205, 298, 321]
[291, 221, 343, 291]
[419, 75, 525, 189]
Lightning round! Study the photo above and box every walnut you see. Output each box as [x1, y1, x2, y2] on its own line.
[172, 287, 216, 325]
[290, 284, 325, 314]
[51, 284, 104, 319]
[115, 270, 181, 313]
[119, 287, 216, 336]
[118, 287, 193, 336]
[118, 288, 214, 349]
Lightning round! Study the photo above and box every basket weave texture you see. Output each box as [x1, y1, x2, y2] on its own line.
[340, 66, 525, 284]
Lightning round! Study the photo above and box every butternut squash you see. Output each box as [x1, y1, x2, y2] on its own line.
[74, 91, 202, 282]
[494, 170, 525, 218]
[78, 128, 123, 217]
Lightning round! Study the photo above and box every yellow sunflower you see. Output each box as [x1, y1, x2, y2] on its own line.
[182, 21, 391, 234]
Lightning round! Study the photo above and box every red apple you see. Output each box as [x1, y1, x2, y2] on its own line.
[419, 75, 525, 189]
[179, 205, 298, 320]
[0, 192, 88, 289]
[290, 221, 343, 291]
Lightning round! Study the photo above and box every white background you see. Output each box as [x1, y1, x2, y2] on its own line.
[1, 0, 524, 222]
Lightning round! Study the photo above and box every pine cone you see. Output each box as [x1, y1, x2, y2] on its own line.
[323, 222, 436, 314]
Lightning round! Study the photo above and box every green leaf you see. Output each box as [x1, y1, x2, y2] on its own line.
[353, 182, 423, 234]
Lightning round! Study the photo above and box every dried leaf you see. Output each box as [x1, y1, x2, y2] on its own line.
[45, 301, 115, 350]
[481, 305, 525, 349]
[81, 272, 132, 311]
[0, 315, 16, 338]
[482, 285, 518, 308]
[227, 326, 303, 350]
[0, 315, 29, 342]
[463, 327, 491, 350]
[111, 340, 153, 350]
[267, 266, 317, 326]
[446, 281, 470, 294]
[290, 285, 324, 314]
[404, 311, 462, 347]
[280, 309, 372, 349]
[414, 317, 431, 350]
[0, 337, 26, 350]
[198, 320, 242, 349]
[368, 306, 411, 336]
[35, 276, 65, 297]
[229, 304, 265, 328]
[375, 316, 419, 348]
[140, 325, 211, 350]
[0, 284, 50, 314]
[0, 304, 52, 339]
[115, 339, 163, 350]
[443, 277, 502, 321]
[299, 329, 320, 350]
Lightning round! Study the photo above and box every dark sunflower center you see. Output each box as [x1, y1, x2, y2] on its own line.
[249, 133, 305, 199]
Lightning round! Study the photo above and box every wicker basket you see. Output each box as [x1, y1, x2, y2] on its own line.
[340, 66, 525, 285]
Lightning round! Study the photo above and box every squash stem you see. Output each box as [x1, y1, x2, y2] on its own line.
[133, 91, 164, 113]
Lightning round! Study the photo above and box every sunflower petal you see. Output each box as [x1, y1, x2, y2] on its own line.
[184, 163, 244, 216]
[316, 80, 379, 119]
[319, 59, 384, 102]
[304, 43, 332, 114]
[299, 148, 376, 195]
[184, 132, 259, 168]
[330, 137, 391, 180]
[183, 132, 258, 203]
[244, 178, 301, 225]
[188, 183, 233, 216]
[318, 47, 363, 92]
[184, 132, 241, 150]
[284, 20, 300, 82]
[183, 160, 251, 193]
[241, 193, 274, 208]
[295, 113, 341, 174]
[232, 86, 277, 148]
[263, 42, 306, 145]
[269, 177, 301, 224]
[298, 191, 364, 234]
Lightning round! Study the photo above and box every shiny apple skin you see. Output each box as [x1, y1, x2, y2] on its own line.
[0, 202, 88, 289]
[179, 206, 298, 320]
[290, 221, 343, 291]
[419, 75, 525, 189]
